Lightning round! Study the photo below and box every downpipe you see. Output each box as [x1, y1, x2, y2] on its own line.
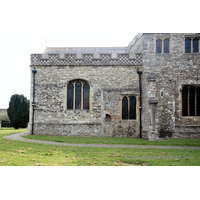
[31, 68, 37, 135]
[137, 68, 142, 138]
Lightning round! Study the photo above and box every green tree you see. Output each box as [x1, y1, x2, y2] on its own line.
[7, 94, 29, 129]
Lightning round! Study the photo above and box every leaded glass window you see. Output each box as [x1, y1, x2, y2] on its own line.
[197, 87, 200, 116]
[67, 83, 74, 109]
[156, 39, 162, 53]
[122, 96, 136, 120]
[193, 38, 199, 53]
[122, 97, 128, 120]
[189, 87, 195, 116]
[130, 96, 136, 119]
[185, 38, 191, 53]
[182, 86, 188, 116]
[75, 81, 81, 110]
[67, 80, 90, 110]
[156, 38, 170, 54]
[164, 39, 169, 53]
[182, 86, 200, 116]
[83, 83, 90, 110]
[185, 37, 199, 53]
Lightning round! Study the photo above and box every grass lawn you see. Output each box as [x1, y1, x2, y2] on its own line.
[0, 128, 200, 166]
[22, 134, 200, 146]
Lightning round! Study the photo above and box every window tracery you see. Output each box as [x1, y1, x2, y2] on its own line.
[122, 96, 136, 120]
[67, 80, 90, 110]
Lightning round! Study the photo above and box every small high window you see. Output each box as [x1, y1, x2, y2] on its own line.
[164, 39, 169, 53]
[156, 38, 170, 54]
[182, 86, 200, 116]
[185, 38, 191, 53]
[185, 37, 199, 53]
[67, 80, 90, 110]
[193, 38, 199, 53]
[122, 96, 136, 120]
[156, 39, 162, 53]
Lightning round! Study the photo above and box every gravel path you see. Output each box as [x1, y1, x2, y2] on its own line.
[3, 132, 200, 149]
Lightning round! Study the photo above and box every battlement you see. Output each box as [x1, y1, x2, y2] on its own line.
[31, 53, 142, 66]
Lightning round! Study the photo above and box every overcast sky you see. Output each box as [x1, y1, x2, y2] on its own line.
[0, 0, 198, 108]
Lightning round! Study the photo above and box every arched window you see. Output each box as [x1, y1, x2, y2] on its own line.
[67, 80, 90, 110]
[122, 96, 136, 120]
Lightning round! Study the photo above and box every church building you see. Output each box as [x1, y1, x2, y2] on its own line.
[28, 33, 200, 140]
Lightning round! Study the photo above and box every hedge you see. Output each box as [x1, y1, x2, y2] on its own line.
[1, 120, 12, 127]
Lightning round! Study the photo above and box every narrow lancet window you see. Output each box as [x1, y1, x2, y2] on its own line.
[75, 81, 81, 110]
[67, 83, 74, 109]
[164, 39, 169, 53]
[193, 38, 199, 53]
[197, 87, 200, 116]
[122, 97, 128, 119]
[83, 83, 90, 110]
[156, 39, 162, 53]
[130, 96, 136, 119]
[189, 87, 195, 116]
[185, 38, 191, 53]
[182, 86, 188, 116]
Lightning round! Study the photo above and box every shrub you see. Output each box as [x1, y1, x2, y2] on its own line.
[1, 120, 12, 127]
[7, 94, 29, 129]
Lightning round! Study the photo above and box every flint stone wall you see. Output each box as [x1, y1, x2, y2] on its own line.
[29, 33, 200, 140]
[141, 33, 200, 139]
[30, 64, 141, 137]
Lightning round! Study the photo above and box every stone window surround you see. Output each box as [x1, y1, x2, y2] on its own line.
[180, 85, 200, 117]
[155, 37, 171, 54]
[120, 95, 138, 121]
[184, 37, 200, 53]
[65, 79, 91, 111]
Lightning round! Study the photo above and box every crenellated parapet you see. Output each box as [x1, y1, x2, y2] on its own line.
[31, 53, 142, 66]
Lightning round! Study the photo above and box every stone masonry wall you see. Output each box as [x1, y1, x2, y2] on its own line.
[141, 33, 200, 139]
[30, 65, 140, 137]
[29, 33, 200, 140]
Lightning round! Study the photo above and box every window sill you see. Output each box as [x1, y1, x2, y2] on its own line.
[65, 109, 90, 112]
[156, 53, 171, 54]
[181, 116, 200, 118]
[122, 119, 137, 121]
[184, 53, 200, 54]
